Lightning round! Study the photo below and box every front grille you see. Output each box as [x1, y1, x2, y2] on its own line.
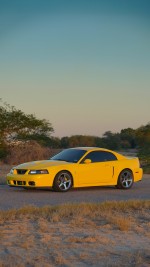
[13, 180, 26, 186]
[17, 169, 27, 175]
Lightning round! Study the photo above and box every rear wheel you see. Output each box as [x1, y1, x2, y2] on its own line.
[117, 169, 133, 189]
[53, 171, 73, 192]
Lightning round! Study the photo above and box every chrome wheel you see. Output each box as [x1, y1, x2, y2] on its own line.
[53, 171, 73, 192]
[117, 169, 133, 189]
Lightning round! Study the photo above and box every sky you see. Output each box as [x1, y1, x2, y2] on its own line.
[0, 0, 150, 137]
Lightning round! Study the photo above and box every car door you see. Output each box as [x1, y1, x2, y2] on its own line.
[77, 151, 117, 186]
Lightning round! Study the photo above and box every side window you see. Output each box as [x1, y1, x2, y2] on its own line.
[81, 151, 117, 163]
[104, 152, 117, 161]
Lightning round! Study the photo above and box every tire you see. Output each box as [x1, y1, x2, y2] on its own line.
[116, 169, 133, 189]
[53, 171, 73, 192]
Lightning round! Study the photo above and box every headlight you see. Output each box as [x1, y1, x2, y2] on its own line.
[29, 169, 49, 174]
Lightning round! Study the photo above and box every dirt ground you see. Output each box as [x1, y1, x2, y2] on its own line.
[0, 203, 150, 267]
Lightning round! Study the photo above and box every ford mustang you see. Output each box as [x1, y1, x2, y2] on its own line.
[7, 147, 143, 192]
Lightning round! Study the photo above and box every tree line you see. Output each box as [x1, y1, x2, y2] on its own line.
[0, 100, 150, 161]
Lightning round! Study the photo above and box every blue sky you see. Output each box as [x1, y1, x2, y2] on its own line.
[0, 0, 150, 137]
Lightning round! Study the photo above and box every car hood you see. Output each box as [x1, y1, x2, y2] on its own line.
[16, 160, 71, 169]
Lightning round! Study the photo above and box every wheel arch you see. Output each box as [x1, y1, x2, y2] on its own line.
[116, 168, 134, 189]
[53, 170, 74, 186]
[118, 168, 134, 181]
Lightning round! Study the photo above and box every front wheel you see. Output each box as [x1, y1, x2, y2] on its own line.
[53, 171, 73, 192]
[117, 169, 133, 189]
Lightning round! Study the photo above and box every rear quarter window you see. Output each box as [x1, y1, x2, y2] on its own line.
[81, 151, 117, 163]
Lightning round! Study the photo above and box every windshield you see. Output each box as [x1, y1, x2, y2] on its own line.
[50, 149, 86, 163]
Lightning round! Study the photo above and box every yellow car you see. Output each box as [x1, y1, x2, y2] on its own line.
[7, 147, 143, 192]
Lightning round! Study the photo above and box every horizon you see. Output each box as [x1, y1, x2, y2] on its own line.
[0, 0, 150, 137]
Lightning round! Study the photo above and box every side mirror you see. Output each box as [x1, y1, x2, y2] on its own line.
[84, 159, 92, 164]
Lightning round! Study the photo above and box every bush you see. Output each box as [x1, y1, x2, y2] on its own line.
[3, 141, 61, 165]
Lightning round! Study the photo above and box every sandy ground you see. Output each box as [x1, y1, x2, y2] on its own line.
[0, 206, 150, 267]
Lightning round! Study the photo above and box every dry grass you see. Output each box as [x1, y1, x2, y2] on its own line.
[0, 201, 150, 267]
[0, 148, 61, 184]
[2, 142, 61, 165]
[0, 200, 150, 223]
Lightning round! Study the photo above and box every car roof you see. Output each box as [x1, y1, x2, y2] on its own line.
[71, 147, 112, 152]
[70, 147, 126, 159]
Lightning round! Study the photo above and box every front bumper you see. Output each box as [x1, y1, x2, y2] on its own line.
[7, 173, 53, 188]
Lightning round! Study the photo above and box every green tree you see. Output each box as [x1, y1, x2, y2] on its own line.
[120, 128, 136, 149]
[0, 100, 54, 152]
[136, 124, 150, 146]
[60, 137, 69, 148]
[102, 131, 121, 150]
[136, 123, 150, 162]
[94, 137, 106, 148]
[68, 135, 96, 147]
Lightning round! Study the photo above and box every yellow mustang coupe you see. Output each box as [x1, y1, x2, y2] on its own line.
[7, 147, 143, 192]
